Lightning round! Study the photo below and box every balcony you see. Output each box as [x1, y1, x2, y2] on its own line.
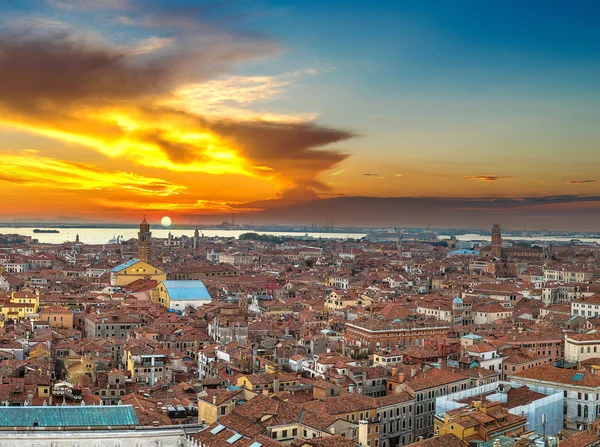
[52, 387, 83, 401]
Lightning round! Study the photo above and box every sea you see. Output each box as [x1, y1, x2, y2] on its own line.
[439, 234, 600, 245]
[1, 227, 598, 246]
[0, 227, 368, 244]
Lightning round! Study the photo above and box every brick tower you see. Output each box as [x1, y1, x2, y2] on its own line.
[137, 217, 152, 262]
[491, 223, 502, 259]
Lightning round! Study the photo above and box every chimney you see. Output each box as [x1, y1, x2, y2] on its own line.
[357, 420, 369, 447]
[391, 367, 398, 377]
[212, 395, 217, 405]
[273, 367, 280, 393]
[398, 373, 405, 384]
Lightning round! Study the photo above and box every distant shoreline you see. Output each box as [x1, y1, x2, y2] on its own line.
[0, 222, 597, 238]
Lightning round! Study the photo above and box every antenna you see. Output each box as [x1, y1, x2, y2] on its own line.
[542, 413, 547, 447]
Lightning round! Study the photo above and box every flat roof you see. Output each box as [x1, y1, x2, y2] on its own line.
[0, 405, 138, 428]
[162, 280, 211, 300]
[111, 259, 141, 273]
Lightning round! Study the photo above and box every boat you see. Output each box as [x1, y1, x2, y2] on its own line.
[33, 229, 60, 233]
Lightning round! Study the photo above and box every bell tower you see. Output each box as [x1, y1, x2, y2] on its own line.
[491, 223, 502, 259]
[193, 226, 200, 256]
[138, 216, 152, 262]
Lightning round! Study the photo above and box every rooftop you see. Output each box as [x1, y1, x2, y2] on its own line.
[162, 280, 211, 300]
[0, 405, 138, 428]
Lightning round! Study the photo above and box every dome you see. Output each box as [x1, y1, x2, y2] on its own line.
[452, 297, 463, 304]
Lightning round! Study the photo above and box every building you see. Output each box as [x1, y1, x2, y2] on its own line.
[198, 388, 257, 425]
[434, 400, 528, 442]
[126, 349, 172, 386]
[572, 295, 600, 317]
[304, 394, 381, 447]
[376, 392, 416, 447]
[396, 368, 471, 439]
[544, 268, 594, 283]
[237, 372, 301, 394]
[0, 405, 205, 446]
[39, 305, 74, 329]
[491, 223, 502, 259]
[405, 434, 464, 447]
[435, 381, 563, 436]
[509, 365, 600, 430]
[0, 289, 40, 320]
[195, 394, 356, 447]
[344, 317, 449, 353]
[565, 331, 600, 364]
[169, 263, 239, 280]
[137, 217, 152, 262]
[480, 224, 545, 260]
[110, 259, 166, 286]
[82, 311, 140, 340]
[218, 253, 255, 265]
[501, 349, 550, 381]
[155, 280, 212, 310]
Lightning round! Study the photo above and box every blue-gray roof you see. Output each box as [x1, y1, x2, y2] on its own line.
[0, 405, 138, 428]
[162, 280, 211, 300]
[462, 334, 483, 340]
[449, 249, 480, 255]
[111, 259, 141, 273]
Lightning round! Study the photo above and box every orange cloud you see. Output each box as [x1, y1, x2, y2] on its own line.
[0, 28, 353, 207]
[0, 151, 185, 197]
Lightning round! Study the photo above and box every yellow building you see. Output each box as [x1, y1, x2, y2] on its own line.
[39, 305, 74, 329]
[325, 290, 358, 310]
[236, 372, 301, 393]
[110, 259, 166, 287]
[0, 288, 40, 321]
[198, 388, 257, 425]
[65, 356, 96, 384]
[434, 401, 528, 442]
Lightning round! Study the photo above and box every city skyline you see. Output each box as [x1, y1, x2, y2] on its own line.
[1, 0, 599, 229]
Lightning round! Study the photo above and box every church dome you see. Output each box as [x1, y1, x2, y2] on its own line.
[452, 297, 463, 304]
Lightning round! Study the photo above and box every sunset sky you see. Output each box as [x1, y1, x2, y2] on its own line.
[1, 0, 599, 228]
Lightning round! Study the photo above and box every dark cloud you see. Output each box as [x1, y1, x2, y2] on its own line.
[363, 173, 379, 177]
[247, 195, 600, 231]
[0, 32, 274, 112]
[566, 179, 597, 184]
[462, 175, 516, 182]
[231, 186, 321, 210]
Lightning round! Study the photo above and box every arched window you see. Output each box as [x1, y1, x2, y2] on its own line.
[584, 405, 589, 418]
[578, 404, 582, 417]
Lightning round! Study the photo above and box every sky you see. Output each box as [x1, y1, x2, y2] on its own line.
[0, 0, 599, 229]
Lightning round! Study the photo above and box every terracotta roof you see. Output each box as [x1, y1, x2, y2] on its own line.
[511, 365, 600, 388]
[406, 434, 464, 447]
[560, 430, 600, 447]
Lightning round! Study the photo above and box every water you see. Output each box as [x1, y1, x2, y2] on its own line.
[439, 233, 600, 244]
[0, 227, 367, 244]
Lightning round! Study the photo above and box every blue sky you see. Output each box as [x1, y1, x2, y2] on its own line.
[0, 0, 599, 226]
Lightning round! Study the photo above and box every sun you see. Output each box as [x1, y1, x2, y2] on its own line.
[161, 216, 172, 227]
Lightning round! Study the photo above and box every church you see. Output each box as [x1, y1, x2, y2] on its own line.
[479, 224, 548, 260]
[110, 218, 166, 286]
